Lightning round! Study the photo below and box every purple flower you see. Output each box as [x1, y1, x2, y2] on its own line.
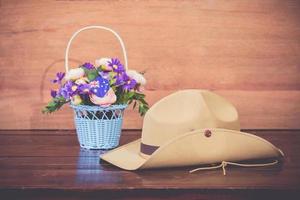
[50, 90, 57, 98]
[51, 72, 65, 84]
[114, 72, 137, 91]
[77, 84, 90, 94]
[58, 89, 69, 99]
[82, 62, 95, 70]
[58, 81, 76, 99]
[115, 72, 129, 85]
[123, 79, 137, 91]
[108, 58, 125, 73]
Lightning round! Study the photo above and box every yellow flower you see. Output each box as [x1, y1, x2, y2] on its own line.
[71, 95, 82, 105]
[71, 85, 78, 92]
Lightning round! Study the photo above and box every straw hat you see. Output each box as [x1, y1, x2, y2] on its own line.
[101, 90, 283, 171]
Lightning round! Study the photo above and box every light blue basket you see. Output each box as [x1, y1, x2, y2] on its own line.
[70, 104, 127, 150]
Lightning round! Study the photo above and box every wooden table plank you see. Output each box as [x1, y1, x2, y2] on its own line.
[0, 130, 299, 199]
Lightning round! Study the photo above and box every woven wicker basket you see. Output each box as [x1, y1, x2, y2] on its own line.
[65, 26, 129, 149]
[71, 104, 127, 149]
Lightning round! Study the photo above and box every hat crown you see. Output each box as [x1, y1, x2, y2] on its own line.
[141, 90, 240, 154]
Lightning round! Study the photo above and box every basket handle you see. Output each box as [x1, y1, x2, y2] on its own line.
[65, 25, 128, 72]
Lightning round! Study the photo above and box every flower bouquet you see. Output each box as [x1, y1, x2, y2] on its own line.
[43, 58, 148, 149]
[43, 58, 148, 115]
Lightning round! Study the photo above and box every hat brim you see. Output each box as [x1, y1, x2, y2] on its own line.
[101, 139, 146, 170]
[100, 129, 284, 170]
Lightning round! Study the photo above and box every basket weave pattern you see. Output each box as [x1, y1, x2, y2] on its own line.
[71, 104, 127, 149]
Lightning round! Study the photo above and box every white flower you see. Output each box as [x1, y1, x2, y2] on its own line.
[65, 68, 85, 81]
[127, 70, 146, 85]
[95, 58, 111, 67]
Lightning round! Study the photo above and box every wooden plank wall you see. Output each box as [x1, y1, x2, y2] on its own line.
[0, 0, 299, 130]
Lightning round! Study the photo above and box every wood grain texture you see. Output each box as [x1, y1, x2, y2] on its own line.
[0, 0, 300, 129]
[0, 130, 299, 200]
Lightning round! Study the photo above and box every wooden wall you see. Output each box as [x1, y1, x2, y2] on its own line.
[0, 0, 300, 130]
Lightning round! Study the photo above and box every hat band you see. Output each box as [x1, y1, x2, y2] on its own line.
[140, 142, 159, 155]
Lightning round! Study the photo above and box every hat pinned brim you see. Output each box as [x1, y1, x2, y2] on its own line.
[100, 129, 284, 170]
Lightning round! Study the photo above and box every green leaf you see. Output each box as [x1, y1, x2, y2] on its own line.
[110, 77, 116, 86]
[127, 91, 135, 99]
[112, 86, 149, 116]
[139, 98, 149, 105]
[137, 102, 149, 117]
[133, 101, 137, 109]
[42, 97, 69, 114]
[85, 69, 98, 81]
[134, 92, 145, 99]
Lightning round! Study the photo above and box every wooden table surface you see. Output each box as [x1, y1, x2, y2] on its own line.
[0, 130, 299, 200]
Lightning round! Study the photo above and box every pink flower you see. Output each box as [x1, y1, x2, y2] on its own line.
[89, 88, 116, 107]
